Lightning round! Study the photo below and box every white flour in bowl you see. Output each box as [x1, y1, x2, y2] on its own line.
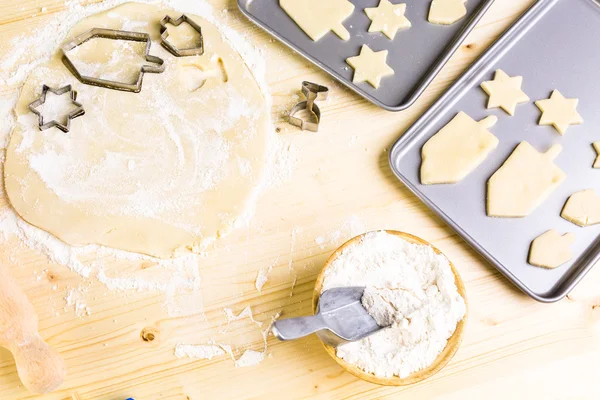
[320, 230, 466, 378]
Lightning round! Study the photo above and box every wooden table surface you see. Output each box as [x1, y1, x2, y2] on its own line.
[1, 0, 599, 399]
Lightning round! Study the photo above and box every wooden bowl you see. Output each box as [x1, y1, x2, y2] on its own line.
[312, 230, 468, 386]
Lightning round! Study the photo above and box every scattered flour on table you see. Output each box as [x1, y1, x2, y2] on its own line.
[255, 266, 270, 292]
[321, 231, 466, 379]
[176, 307, 279, 368]
[314, 215, 365, 249]
[235, 350, 265, 368]
[222, 305, 262, 328]
[64, 286, 91, 317]
[175, 344, 226, 360]
[174, 344, 264, 368]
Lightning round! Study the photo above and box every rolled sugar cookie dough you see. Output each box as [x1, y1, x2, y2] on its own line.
[346, 45, 394, 89]
[528, 230, 575, 269]
[4, 3, 272, 258]
[535, 90, 583, 135]
[364, 0, 411, 40]
[428, 0, 467, 25]
[487, 142, 565, 218]
[421, 112, 498, 185]
[480, 69, 529, 116]
[593, 142, 600, 168]
[280, 0, 355, 41]
[561, 189, 600, 227]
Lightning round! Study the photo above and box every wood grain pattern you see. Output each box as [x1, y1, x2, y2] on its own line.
[312, 231, 467, 386]
[1, 0, 599, 399]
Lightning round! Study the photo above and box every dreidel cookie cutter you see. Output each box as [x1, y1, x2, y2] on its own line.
[160, 14, 204, 57]
[61, 28, 165, 93]
[28, 84, 85, 133]
[288, 81, 329, 132]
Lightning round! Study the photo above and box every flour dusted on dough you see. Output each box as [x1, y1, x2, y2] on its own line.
[4, 2, 273, 259]
[321, 231, 465, 378]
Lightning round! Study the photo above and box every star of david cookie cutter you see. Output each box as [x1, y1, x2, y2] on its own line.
[61, 28, 165, 93]
[288, 81, 329, 132]
[28, 84, 85, 133]
[160, 14, 204, 57]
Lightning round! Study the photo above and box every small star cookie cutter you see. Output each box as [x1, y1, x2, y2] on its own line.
[160, 14, 204, 57]
[61, 28, 165, 93]
[28, 84, 85, 133]
[288, 81, 329, 132]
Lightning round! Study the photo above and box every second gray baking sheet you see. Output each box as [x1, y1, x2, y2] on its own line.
[238, 0, 495, 111]
[389, 0, 600, 302]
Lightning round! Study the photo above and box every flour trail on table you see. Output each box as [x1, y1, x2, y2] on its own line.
[174, 343, 226, 360]
[314, 215, 366, 249]
[64, 287, 91, 317]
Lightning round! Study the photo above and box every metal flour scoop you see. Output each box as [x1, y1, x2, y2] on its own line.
[271, 287, 383, 346]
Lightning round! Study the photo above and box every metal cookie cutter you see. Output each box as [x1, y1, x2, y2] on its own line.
[160, 14, 204, 57]
[61, 28, 165, 93]
[288, 81, 329, 132]
[28, 84, 85, 133]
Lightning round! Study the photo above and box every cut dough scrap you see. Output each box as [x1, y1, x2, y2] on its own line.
[429, 0, 467, 25]
[528, 230, 575, 269]
[561, 189, 600, 227]
[365, 0, 411, 40]
[535, 90, 583, 135]
[346, 45, 394, 89]
[421, 112, 498, 185]
[4, 4, 272, 258]
[480, 69, 529, 116]
[280, 0, 355, 41]
[487, 142, 566, 217]
[592, 142, 600, 168]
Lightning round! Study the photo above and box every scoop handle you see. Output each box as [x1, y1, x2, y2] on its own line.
[272, 315, 328, 341]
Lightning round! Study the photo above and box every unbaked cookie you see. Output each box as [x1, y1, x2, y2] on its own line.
[280, 0, 355, 41]
[346, 45, 394, 89]
[528, 230, 575, 269]
[428, 0, 467, 25]
[561, 189, 600, 227]
[421, 112, 498, 185]
[592, 142, 600, 168]
[535, 90, 583, 135]
[487, 142, 566, 217]
[365, 0, 411, 40]
[480, 69, 529, 116]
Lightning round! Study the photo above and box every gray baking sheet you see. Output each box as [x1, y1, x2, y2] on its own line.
[389, 0, 600, 302]
[238, 0, 495, 111]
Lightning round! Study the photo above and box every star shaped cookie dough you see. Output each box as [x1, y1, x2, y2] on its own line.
[480, 69, 529, 116]
[346, 45, 394, 89]
[535, 90, 583, 135]
[365, 0, 411, 40]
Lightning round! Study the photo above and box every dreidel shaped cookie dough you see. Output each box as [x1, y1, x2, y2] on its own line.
[280, 0, 355, 41]
[420, 112, 498, 185]
[528, 230, 575, 269]
[429, 0, 468, 25]
[487, 142, 566, 217]
[561, 189, 600, 227]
